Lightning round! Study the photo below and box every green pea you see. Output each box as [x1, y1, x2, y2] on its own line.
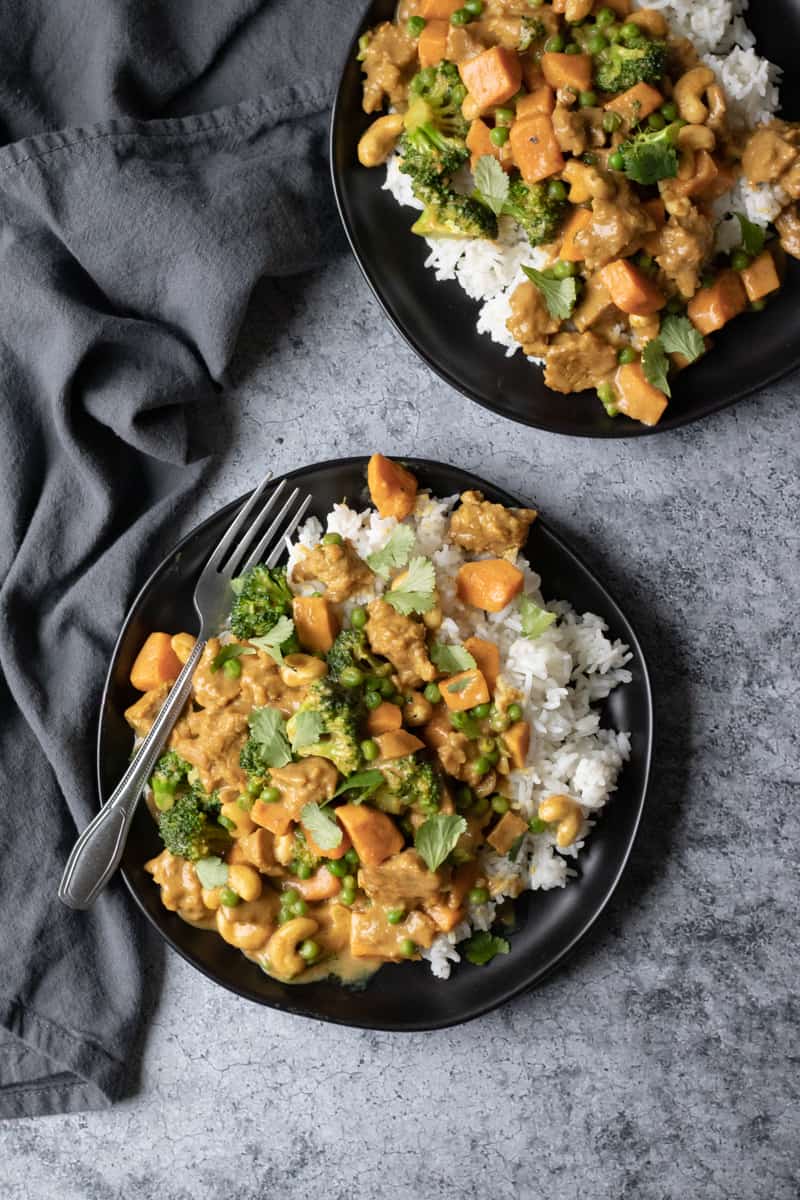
[340, 887, 356, 906]
[749, 298, 767, 311]
[473, 755, 492, 776]
[237, 794, 253, 811]
[731, 249, 751, 271]
[463, 0, 483, 13]
[494, 107, 515, 124]
[375, 661, 393, 677]
[490, 126, 509, 147]
[424, 682, 441, 704]
[471, 702, 491, 719]
[619, 22, 640, 41]
[609, 150, 625, 171]
[606, 24, 622, 42]
[597, 382, 617, 416]
[457, 786, 473, 811]
[327, 858, 348, 877]
[365, 689, 382, 710]
[387, 907, 405, 925]
[478, 736, 496, 754]
[486, 748, 500, 765]
[660, 101, 678, 122]
[322, 531, 343, 545]
[261, 785, 280, 804]
[247, 777, 263, 797]
[618, 346, 637, 365]
[399, 938, 416, 958]
[587, 32, 608, 53]
[339, 665, 364, 688]
[450, 710, 468, 730]
[223, 657, 242, 679]
[545, 34, 564, 52]
[472, 795, 490, 817]
[218, 815, 236, 832]
[528, 817, 548, 834]
[564, 42, 582, 55]
[220, 886, 240, 907]
[351, 606, 367, 629]
[491, 794, 510, 814]
[666, 295, 684, 314]
[378, 677, 395, 697]
[407, 15, 426, 36]
[299, 939, 320, 962]
[547, 179, 568, 201]
[595, 7, 615, 27]
[507, 702, 523, 722]
[468, 886, 491, 904]
[283, 888, 299, 904]
[343, 874, 356, 890]
[648, 113, 666, 131]
[636, 252, 654, 271]
[603, 110, 622, 133]
[579, 90, 598, 108]
[295, 862, 312, 881]
[450, 7, 469, 25]
[552, 259, 577, 279]
[361, 738, 379, 762]
[345, 848, 360, 867]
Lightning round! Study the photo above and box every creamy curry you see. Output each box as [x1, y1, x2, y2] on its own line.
[356, 0, 799, 426]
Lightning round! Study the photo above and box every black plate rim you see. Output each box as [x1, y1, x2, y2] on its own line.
[98, 455, 654, 1029]
[329, 12, 800, 439]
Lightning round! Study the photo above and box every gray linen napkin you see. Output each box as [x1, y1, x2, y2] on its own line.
[0, 0, 354, 1117]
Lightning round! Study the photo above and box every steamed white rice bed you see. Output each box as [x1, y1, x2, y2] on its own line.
[287, 495, 631, 979]
[382, 0, 784, 351]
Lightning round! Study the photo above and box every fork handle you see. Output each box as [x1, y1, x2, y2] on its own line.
[58, 637, 206, 910]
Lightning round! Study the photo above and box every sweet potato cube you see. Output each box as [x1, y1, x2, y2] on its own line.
[516, 86, 555, 119]
[687, 270, 747, 334]
[510, 113, 564, 182]
[739, 250, 780, 302]
[421, 0, 461, 17]
[559, 207, 592, 261]
[463, 636, 500, 693]
[292, 595, 339, 653]
[441, 668, 490, 712]
[459, 46, 522, 113]
[466, 118, 511, 172]
[541, 52, 593, 94]
[301, 823, 352, 861]
[418, 18, 449, 68]
[487, 811, 528, 855]
[604, 82, 663, 125]
[366, 701, 404, 736]
[457, 559, 524, 612]
[130, 632, 182, 692]
[614, 362, 668, 427]
[367, 453, 417, 520]
[599, 259, 665, 315]
[503, 720, 530, 769]
[336, 804, 405, 866]
[374, 729, 425, 760]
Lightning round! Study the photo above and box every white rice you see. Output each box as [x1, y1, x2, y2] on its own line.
[382, 0, 783, 351]
[287, 493, 632, 979]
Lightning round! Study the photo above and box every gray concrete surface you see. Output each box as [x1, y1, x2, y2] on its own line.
[4, 257, 799, 1198]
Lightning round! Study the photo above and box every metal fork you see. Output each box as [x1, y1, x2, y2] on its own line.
[58, 475, 312, 910]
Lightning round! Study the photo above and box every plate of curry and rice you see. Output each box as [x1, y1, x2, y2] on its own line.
[331, 0, 800, 435]
[100, 456, 651, 1029]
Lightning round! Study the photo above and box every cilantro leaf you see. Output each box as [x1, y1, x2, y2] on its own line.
[332, 769, 384, 801]
[618, 126, 679, 186]
[474, 155, 510, 216]
[290, 710, 325, 753]
[641, 337, 671, 397]
[248, 706, 292, 768]
[385, 556, 436, 615]
[366, 525, 415, 579]
[210, 643, 256, 673]
[249, 615, 295, 664]
[507, 833, 526, 863]
[464, 930, 510, 966]
[522, 265, 579, 320]
[195, 856, 229, 889]
[430, 641, 477, 674]
[415, 813, 467, 872]
[519, 594, 557, 640]
[736, 212, 766, 258]
[659, 315, 706, 364]
[300, 802, 343, 851]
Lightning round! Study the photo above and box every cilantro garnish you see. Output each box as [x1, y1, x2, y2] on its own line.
[641, 337, 671, 397]
[736, 212, 766, 259]
[464, 930, 510, 966]
[247, 706, 292, 768]
[519, 594, 557, 640]
[249, 615, 295, 664]
[210, 643, 256, 673]
[474, 155, 510, 216]
[332, 769, 384, 802]
[367, 525, 415, 579]
[385, 556, 436, 615]
[289, 710, 325, 753]
[430, 641, 477, 674]
[522, 265, 579, 320]
[415, 813, 467, 872]
[658, 315, 706, 364]
[300, 802, 343, 851]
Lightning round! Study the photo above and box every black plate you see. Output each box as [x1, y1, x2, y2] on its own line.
[331, 1, 800, 437]
[99, 458, 652, 1029]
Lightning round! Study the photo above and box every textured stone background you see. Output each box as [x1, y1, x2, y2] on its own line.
[4, 260, 799, 1198]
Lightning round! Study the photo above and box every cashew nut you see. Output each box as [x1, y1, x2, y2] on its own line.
[265, 917, 319, 979]
[677, 124, 716, 152]
[220, 799, 255, 838]
[673, 67, 716, 125]
[357, 113, 405, 168]
[273, 833, 295, 866]
[216, 900, 274, 951]
[627, 9, 668, 37]
[562, 159, 615, 203]
[403, 691, 433, 726]
[170, 632, 196, 664]
[228, 863, 263, 902]
[705, 83, 727, 132]
[538, 793, 583, 848]
[279, 653, 328, 688]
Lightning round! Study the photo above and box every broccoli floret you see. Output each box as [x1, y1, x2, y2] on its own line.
[594, 38, 667, 94]
[616, 122, 680, 185]
[149, 750, 194, 812]
[290, 828, 321, 875]
[229, 564, 294, 640]
[239, 737, 274, 780]
[373, 755, 441, 817]
[399, 63, 470, 190]
[158, 791, 229, 862]
[286, 678, 362, 777]
[502, 176, 567, 248]
[400, 124, 469, 189]
[411, 182, 498, 240]
[326, 628, 382, 682]
[519, 16, 545, 51]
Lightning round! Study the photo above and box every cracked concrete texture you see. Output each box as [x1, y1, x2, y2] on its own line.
[3, 258, 798, 1199]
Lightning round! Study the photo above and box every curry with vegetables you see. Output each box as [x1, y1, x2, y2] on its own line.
[356, 0, 798, 425]
[128, 456, 551, 983]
